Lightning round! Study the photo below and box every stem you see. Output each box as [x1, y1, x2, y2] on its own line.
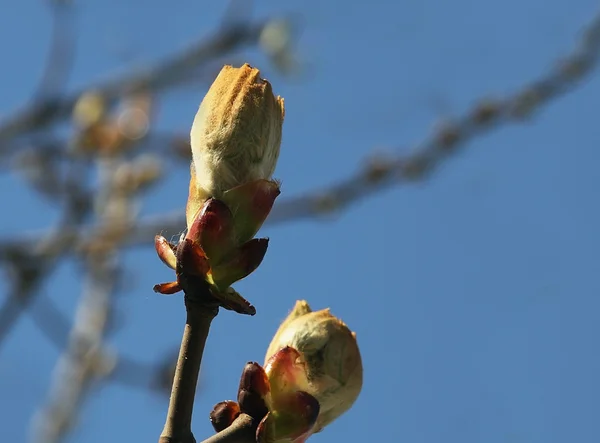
[159, 287, 219, 443]
[199, 414, 257, 443]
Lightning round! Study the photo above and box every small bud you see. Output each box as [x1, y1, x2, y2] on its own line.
[238, 362, 270, 420]
[210, 401, 240, 432]
[265, 301, 363, 434]
[234, 354, 319, 443]
[187, 63, 285, 228]
[231, 304, 361, 442]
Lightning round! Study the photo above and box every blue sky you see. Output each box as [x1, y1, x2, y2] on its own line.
[1, 1, 599, 442]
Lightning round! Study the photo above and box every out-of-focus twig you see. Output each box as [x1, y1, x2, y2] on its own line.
[0, 147, 91, 348]
[0, 221, 82, 346]
[30, 253, 118, 443]
[31, 150, 151, 442]
[35, 1, 75, 100]
[0, 19, 276, 148]
[29, 291, 173, 390]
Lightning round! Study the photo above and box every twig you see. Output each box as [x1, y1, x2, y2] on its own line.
[0, 260, 46, 344]
[28, 290, 167, 390]
[35, 1, 75, 99]
[159, 282, 219, 443]
[199, 414, 256, 443]
[0, 20, 271, 147]
[31, 253, 118, 443]
[31, 153, 137, 442]
[0, 223, 80, 347]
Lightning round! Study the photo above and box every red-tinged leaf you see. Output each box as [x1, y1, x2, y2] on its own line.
[256, 392, 319, 443]
[154, 235, 177, 270]
[186, 198, 234, 263]
[256, 412, 274, 443]
[210, 401, 241, 432]
[214, 287, 256, 316]
[264, 347, 310, 401]
[211, 238, 269, 290]
[153, 281, 181, 295]
[176, 238, 210, 277]
[238, 362, 270, 419]
[222, 179, 280, 244]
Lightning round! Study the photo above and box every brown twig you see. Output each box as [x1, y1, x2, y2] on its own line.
[0, 19, 272, 147]
[199, 414, 256, 443]
[159, 282, 220, 443]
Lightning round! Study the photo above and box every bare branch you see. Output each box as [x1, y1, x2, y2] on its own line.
[199, 414, 256, 443]
[28, 290, 170, 390]
[0, 19, 274, 148]
[0, 224, 80, 346]
[31, 152, 143, 442]
[159, 292, 219, 443]
[34, 2, 76, 100]
[31, 253, 118, 443]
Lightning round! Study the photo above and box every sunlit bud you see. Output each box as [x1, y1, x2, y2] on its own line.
[155, 65, 283, 317]
[186, 63, 285, 229]
[265, 301, 363, 434]
[235, 353, 319, 443]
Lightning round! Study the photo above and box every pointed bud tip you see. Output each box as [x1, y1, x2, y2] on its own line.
[190, 65, 284, 198]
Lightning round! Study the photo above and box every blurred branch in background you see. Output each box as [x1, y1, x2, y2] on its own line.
[35, 1, 76, 100]
[0, 1, 598, 441]
[31, 142, 158, 442]
[0, 16, 292, 152]
[1, 12, 598, 254]
[31, 253, 118, 443]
